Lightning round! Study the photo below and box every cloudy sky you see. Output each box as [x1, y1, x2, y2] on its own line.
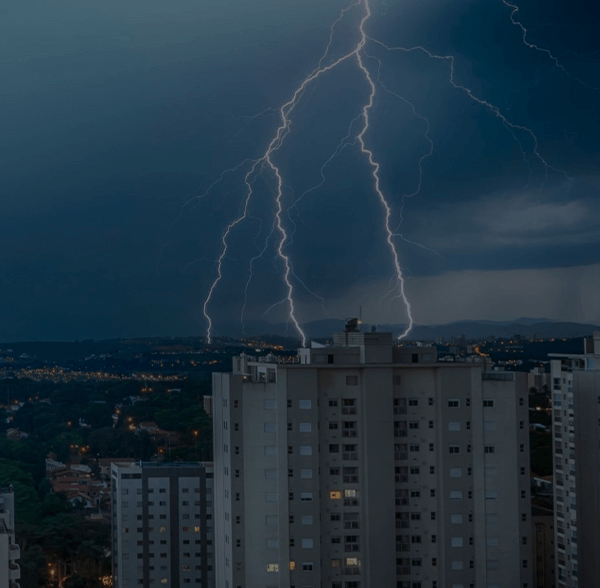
[1, 0, 598, 340]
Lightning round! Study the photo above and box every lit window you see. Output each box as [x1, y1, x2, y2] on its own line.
[289, 561, 296, 570]
[266, 563, 279, 572]
[330, 490, 341, 499]
[345, 557, 359, 566]
[344, 489, 357, 498]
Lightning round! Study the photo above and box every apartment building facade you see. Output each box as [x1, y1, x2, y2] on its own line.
[111, 461, 214, 588]
[550, 332, 600, 587]
[212, 330, 532, 588]
[0, 486, 20, 588]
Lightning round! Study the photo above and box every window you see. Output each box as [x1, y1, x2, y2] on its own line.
[300, 446, 312, 456]
[266, 563, 279, 572]
[451, 537, 464, 547]
[300, 469, 313, 479]
[302, 515, 313, 525]
[484, 421, 496, 431]
[300, 493, 313, 502]
[449, 445, 460, 454]
[484, 446, 496, 454]
[448, 422, 461, 431]
[410, 466, 420, 474]
[451, 514, 463, 524]
[408, 398, 418, 406]
[343, 466, 358, 483]
[485, 491, 497, 500]
[302, 562, 314, 571]
[264, 446, 277, 456]
[346, 376, 358, 386]
[329, 421, 339, 429]
[448, 399, 460, 408]
[264, 422, 276, 433]
[265, 493, 278, 502]
[451, 561, 464, 570]
[486, 538, 499, 546]
[410, 513, 421, 521]
[450, 491, 463, 500]
[299, 399, 311, 409]
[266, 539, 279, 549]
[450, 468, 462, 477]
[299, 422, 312, 432]
[409, 444, 420, 452]
[330, 467, 340, 475]
[329, 444, 339, 453]
[483, 399, 494, 407]
[331, 513, 341, 521]
[264, 400, 277, 409]
[301, 538, 313, 548]
[330, 491, 341, 500]
[409, 421, 419, 429]
[329, 399, 338, 407]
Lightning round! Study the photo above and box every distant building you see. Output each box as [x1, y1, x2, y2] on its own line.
[0, 486, 20, 588]
[111, 461, 214, 588]
[550, 331, 600, 587]
[212, 329, 532, 587]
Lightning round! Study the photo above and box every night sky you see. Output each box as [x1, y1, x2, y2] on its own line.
[1, 0, 599, 341]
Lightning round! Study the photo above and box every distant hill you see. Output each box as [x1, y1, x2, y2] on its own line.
[216, 318, 599, 341]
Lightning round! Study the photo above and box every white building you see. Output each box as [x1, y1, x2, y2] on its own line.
[0, 486, 20, 588]
[111, 461, 214, 588]
[550, 331, 600, 587]
[212, 330, 532, 588]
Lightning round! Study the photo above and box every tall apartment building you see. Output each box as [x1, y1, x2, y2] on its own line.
[0, 486, 20, 588]
[111, 461, 214, 588]
[550, 331, 600, 587]
[212, 330, 532, 588]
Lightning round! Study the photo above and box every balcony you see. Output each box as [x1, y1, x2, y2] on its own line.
[9, 543, 20, 561]
[9, 563, 20, 581]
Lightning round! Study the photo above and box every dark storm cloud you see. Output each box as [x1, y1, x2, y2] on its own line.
[1, 0, 598, 339]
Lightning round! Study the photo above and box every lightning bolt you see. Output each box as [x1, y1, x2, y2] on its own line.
[501, 0, 600, 92]
[354, 2, 414, 339]
[202, 0, 417, 343]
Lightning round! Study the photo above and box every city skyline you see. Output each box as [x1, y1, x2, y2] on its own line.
[1, 0, 598, 340]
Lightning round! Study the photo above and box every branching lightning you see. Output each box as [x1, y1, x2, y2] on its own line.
[501, 0, 599, 92]
[163, 0, 582, 346]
